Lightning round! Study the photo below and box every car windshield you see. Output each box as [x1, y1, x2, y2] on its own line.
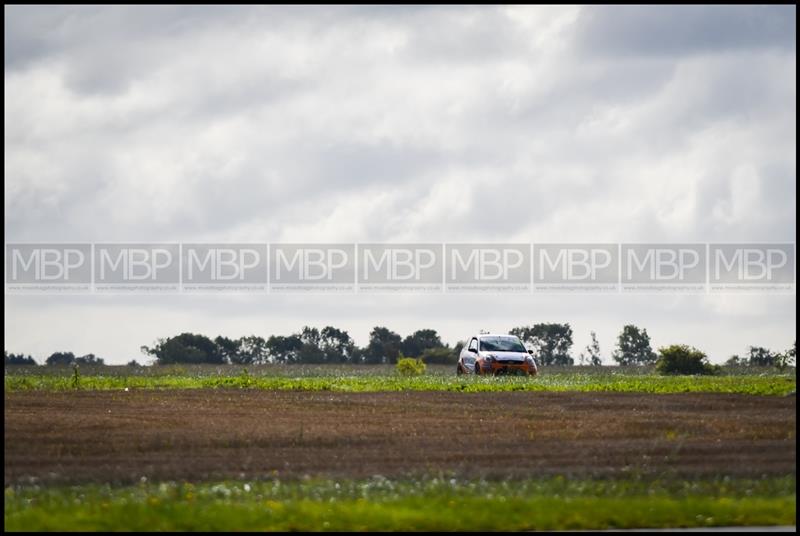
[479, 336, 526, 353]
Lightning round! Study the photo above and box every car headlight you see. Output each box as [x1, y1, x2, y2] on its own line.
[526, 356, 535, 366]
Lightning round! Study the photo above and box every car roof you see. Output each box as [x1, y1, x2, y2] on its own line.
[476, 333, 519, 338]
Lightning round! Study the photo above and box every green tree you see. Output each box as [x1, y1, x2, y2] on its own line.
[349, 345, 366, 364]
[510, 323, 573, 366]
[725, 354, 743, 366]
[364, 326, 403, 364]
[214, 336, 240, 364]
[612, 325, 656, 366]
[141, 333, 224, 365]
[45, 351, 76, 366]
[579, 331, 603, 366]
[401, 329, 443, 358]
[655, 344, 718, 375]
[75, 353, 104, 366]
[746, 346, 778, 367]
[295, 326, 326, 363]
[234, 335, 269, 365]
[320, 326, 355, 363]
[775, 341, 795, 372]
[4, 352, 37, 366]
[265, 334, 303, 364]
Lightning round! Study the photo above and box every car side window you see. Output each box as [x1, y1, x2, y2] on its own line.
[468, 338, 478, 352]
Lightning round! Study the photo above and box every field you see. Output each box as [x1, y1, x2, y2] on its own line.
[4, 365, 797, 531]
[5, 364, 796, 396]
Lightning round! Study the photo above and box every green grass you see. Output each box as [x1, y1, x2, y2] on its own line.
[5, 476, 795, 531]
[4, 370, 795, 396]
[7, 363, 789, 378]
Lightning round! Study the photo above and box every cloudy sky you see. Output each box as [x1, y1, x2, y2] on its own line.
[4, 5, 796, 363]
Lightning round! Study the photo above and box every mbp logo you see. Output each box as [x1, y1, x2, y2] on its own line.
[270, 244, 355, 291]
[446, 244, 530, 291]
[358, 244, 442, 291]
[5, 244, 92, 292]
[710, 244, 794, 291]
[622, 244, 706, 291]
[94, 244, 180, 291]
[182, 244, 267, 291]
[534, 244, 618, 290]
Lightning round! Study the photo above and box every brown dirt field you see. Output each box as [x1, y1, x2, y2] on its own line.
[4, 390, 796, 485]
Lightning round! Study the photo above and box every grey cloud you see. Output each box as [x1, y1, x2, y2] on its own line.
[400, 7, 530, 63]
[5, 5, 251, 71]
[5, 5, 323, 96]
[4, 6, 796, 362]
[575, 5, 796, 56]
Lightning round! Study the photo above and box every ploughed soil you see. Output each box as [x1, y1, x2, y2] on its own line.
[4, 390, 796, 485]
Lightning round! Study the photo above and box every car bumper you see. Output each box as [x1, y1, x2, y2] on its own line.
[481, 362, 537, 376]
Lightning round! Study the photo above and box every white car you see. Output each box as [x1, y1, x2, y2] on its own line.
[457, 333, 538, 376]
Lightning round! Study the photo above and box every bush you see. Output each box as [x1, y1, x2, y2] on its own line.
[396, 357, 426, 376]
[656, 345, 719, 376]
[420, 346, 457, 365]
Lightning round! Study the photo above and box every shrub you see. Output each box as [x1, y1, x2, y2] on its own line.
[420, 346, 457, 365]
[396, 357, 426, 376]
[656, 345, 719, 376]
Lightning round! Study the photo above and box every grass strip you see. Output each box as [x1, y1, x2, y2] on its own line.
[5, 475, 795, 531]
[5, 373, 796, 396]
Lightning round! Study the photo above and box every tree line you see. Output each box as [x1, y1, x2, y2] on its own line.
[138, 327, 456, 366]
[5, 352, 106, 366]
[137, 323, 662, 367]
[5, 325, 795, 369]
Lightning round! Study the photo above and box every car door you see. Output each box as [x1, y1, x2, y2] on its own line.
[463, 337, 479, 372]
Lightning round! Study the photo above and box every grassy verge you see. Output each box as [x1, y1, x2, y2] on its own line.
[4, 372, 796, 395]
[5, 476, 795, 531]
